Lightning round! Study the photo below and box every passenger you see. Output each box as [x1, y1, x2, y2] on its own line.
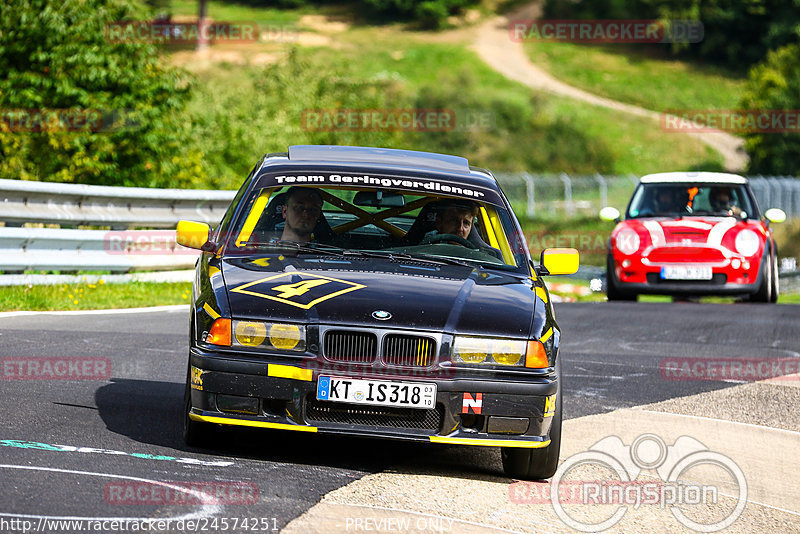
[653, 188, 678, 214]
[281, 187, 323, 243]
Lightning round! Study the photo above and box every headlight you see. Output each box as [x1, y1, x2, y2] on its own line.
[232, 320, 305, 351]
[615, 228, 640, 255]
[452, 337, 526, 366]
[734, 229, 760, 257]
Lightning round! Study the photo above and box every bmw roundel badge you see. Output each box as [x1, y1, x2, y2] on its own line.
[372, 310, 392, 320]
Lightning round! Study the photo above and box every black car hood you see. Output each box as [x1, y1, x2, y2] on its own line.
[221, 256, 536, 338]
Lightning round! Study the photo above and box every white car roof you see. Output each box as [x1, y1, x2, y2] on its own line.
[639, 172, 747, 185]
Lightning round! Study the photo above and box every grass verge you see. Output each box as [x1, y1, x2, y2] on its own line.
[0, 282, 192, 312]
[522, 42, 746, 114]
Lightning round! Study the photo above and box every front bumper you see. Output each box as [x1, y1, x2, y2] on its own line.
[188, 347, 557, 448]
[611, 251, 766, 296]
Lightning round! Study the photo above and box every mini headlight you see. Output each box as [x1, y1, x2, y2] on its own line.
[615, 228, 640, 255]
[735, 229, 760, 257]
[452, 337, 526, 366]
[231, 320, 305, 351]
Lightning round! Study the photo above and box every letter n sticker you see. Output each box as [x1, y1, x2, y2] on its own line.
[462, 393, 483, 414]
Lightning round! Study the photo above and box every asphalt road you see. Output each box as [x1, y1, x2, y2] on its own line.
[1, 302, 798, 532]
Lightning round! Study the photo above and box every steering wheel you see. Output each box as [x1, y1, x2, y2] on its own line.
[422, 233, 479, 249]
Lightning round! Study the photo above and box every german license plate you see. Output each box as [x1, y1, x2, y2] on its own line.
[660, 265, 713, 280]
[316, 376, 436, 409]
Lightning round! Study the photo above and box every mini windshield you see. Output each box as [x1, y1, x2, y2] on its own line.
[224, 184, 528, 272]
[627, 183, 756, 219]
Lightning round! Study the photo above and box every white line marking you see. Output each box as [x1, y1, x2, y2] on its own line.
[0, 304, 189, 318]
[0, 464, 220, 520]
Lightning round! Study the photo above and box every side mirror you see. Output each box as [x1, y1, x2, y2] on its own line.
[176, 220, 215, 251]
[538, 248, 579, 276]
[765, 208, 786, 224]
[599, 206, 621, 223]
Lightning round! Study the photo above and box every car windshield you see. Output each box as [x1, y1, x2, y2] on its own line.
[223, 184, 528, 272]
[627, 183, 756, 219]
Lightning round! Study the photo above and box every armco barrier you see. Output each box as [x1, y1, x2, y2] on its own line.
[0, 178, 235, 228]
[0, 228, 198, 272]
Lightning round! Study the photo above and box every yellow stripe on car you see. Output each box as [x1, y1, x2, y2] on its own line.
[535, 286, 548, 303]
[190, 413, 317, 432]
[429, 436, 550, 448]
[235, 190, 272, 247]
[202, 302, 221, 320]
[540, 327, 553, 343]
[268, 364, 313, 382]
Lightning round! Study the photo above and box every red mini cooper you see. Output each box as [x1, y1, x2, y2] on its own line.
[601, 172, 786, 302]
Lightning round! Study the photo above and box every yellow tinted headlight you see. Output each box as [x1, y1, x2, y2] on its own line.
[234, 321, 267, 346]
[269, 323, 302, 351]
[231, 321, 305, 352]
[491, 339, 525, 365]
[452, 337, 526, 366]
[452, 336, 489, 364]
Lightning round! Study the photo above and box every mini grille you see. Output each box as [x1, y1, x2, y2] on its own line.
[306, 398, 443, 431]
[383, 334, 435, 367]
[324, 331, 377, 364]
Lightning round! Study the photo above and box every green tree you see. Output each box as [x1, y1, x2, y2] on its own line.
[740, 43, 800, 175]
[0, 0, 205, 187]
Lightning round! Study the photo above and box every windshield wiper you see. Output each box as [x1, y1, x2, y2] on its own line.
[238, 240, 346, 256]
[413, 254, 481, 269]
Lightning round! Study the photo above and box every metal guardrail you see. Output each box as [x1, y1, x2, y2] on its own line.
[0, 228, 198, 273]
[0, 178, 235, 228]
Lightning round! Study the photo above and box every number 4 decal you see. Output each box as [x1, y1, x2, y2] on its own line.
[271, 279, 330, 299]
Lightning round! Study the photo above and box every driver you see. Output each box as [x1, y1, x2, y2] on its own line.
[281, 187, 323, 242]
[709, 187, 742, 216]
[433, 200, 478, 240]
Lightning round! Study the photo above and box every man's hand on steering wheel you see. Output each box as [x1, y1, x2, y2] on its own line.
[422, 233, 479, 249]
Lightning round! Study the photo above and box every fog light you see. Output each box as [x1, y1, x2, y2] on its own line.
[216, 394, 258, 415]
[622, 259, 631, 268]
[732, 259, 741, 269]
[487, 416, 529, 435]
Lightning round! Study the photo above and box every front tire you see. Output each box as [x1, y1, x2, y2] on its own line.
[770, 251, 779, 303]
[183, 373, 216, 448]
[502, 361, 562, 480]
[751, 252, 773, 303]
[606, 255, 636, 301]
